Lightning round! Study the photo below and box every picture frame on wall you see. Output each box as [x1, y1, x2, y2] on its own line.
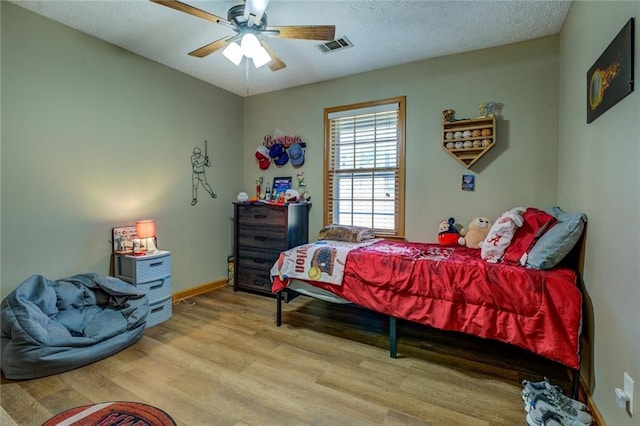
[587, 17, 635, 123]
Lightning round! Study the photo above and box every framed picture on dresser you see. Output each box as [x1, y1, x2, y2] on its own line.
[272, 176, 292, 199]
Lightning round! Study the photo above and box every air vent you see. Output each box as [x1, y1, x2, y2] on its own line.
[316, 36, 353, 53]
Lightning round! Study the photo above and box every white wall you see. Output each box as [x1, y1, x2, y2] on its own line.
[1, 2, 244, 295]
[559, 1, 640, 424]
[243, 37, 561, 242]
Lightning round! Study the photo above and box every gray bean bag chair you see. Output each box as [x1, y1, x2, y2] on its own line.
[1, 273, 149, 380]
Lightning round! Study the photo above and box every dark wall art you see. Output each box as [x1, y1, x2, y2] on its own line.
[191, 139, 217, 206]
[587, 18, 635, 123]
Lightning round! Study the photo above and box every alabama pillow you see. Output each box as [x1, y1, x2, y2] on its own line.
[502, 207, 557, 266]
[481, 207, 525, 263]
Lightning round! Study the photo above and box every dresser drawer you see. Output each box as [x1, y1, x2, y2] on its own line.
[237, 204, 286, 227]
[138, 276, 172, 304]
[237, 226, 286, 250]
[116, 252, 171, 284]
[146, 296, 172, 328]
[237, 247, 281, 271]
[237, 268, 272, 293]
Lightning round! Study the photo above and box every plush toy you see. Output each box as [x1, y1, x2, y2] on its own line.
[438, 217, 459, 246]
[458, 217, 492, 249]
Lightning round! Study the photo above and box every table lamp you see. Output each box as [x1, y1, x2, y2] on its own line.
[135, 220, 158, 254]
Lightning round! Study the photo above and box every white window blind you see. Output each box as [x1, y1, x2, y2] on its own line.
[324, 97, 405, 236]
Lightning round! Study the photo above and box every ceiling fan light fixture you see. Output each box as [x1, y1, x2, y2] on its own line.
[240, 33, 261, 58]
[222, 42, 243, 65]
[252, 46, 272, 68]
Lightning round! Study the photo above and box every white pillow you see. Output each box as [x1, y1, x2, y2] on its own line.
[481, 207, 525, 263]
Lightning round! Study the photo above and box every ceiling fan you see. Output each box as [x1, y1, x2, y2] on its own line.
[151, 0, 336, 71]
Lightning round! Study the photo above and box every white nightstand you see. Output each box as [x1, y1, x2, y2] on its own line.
[114, 250, 172, 328]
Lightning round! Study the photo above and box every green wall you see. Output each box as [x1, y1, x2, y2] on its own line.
[1, 2, 244, 295]
[559, 1, 639, 424]
[243, 37, 561, 242]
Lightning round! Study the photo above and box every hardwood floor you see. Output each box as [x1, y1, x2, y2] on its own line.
[1, 287, 573, 425]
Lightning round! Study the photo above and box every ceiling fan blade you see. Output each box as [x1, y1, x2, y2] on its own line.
[188, 36, 233, 58]
[150, 0, 229, 25]
[259, 40, 286, 72]
[245, 0, 270, 27]
[265, 25, 336, 41]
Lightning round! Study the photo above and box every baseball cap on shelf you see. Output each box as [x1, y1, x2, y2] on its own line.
[288, 143, 305, 167]
[269, 143, 289, 166]
[255, 145, 271, 170]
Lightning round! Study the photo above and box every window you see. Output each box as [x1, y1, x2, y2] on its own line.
[324, 96, 406, 237]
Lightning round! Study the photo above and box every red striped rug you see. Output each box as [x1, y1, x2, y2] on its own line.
[43, 401, 175, 426]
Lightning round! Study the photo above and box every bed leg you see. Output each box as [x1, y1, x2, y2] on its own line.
[570, 336, 582, 399]
[276, 291, 282, 327]
[571, 367, 580, 400]
[389, 316, 397, 358]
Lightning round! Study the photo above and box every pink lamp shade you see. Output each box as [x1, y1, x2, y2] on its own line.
[135, 220, 158, 253]
[135, 220, 156, 239]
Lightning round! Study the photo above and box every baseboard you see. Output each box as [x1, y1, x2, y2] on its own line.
[580, 376, 606, 426]
[172, 279, 228, 302]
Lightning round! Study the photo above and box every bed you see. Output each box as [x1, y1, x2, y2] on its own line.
[271, 208, 587, 397]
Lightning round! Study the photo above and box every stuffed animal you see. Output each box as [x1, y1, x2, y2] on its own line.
[438, 217, 459, 246]
[458, 217, 492, 249]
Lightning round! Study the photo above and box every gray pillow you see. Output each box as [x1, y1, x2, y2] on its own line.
[525, 206, 587, 270]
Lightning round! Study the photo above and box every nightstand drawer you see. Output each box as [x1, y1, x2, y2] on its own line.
[138, 276, 172, 304]
[146, 296, 172, 328]
[237, 248, 281, 271]
[237, 227, 286, 250]
[237, 205, 286, 227]
[116, 252, 171, 284]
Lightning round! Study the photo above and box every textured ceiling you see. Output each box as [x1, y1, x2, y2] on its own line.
[10, 0, 572, 97]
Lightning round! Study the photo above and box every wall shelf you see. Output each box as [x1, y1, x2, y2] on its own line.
[442, 116, 496, 168]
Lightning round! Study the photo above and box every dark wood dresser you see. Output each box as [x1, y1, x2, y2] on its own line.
[233, 202, 311, 296]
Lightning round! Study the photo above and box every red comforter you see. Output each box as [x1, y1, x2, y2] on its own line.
[272, 240, 582, 369]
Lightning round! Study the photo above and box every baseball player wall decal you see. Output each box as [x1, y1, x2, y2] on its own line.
[191, 140, 217, 206]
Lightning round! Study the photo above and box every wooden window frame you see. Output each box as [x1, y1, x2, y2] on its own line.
[323, 96, 406, 238]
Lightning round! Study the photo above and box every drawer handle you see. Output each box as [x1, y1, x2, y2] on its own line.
[150, 284, 163, 290]
[253, 258, 267, 263]
[253, 280, 266, 286]
[151, 306, 164, 314]
[254, 214, 267, 219]
[254, 236, 267, 241]
[150, 262, 163, 267]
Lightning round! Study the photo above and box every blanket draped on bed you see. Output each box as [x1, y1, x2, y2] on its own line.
[271, 239, 379, 285]
[272, 240, 582, 369]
